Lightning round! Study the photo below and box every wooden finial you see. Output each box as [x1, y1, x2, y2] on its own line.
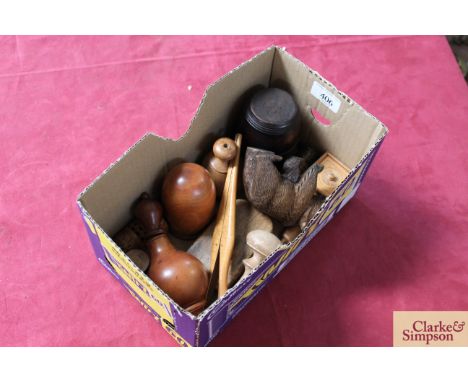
[204, 137, 237, 196]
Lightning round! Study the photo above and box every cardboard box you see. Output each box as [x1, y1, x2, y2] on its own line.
[77, 46, 388, 346]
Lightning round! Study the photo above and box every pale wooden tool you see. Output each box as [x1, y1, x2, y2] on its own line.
[210, 133, 242, 298]
[188, 199, 273, 285]
[239, 230, 282, 281]
[316, 152, 351, 197]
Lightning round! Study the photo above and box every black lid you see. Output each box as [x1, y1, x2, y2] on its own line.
[245, 87, 299, 136]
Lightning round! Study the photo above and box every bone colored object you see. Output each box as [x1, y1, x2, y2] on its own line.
[133, 193, 208, 315]
[316, 152, 351, 197]
[240, 230, 282, 280]
[243, 147, 323, 227]
[282, 226, 302, 244]
[187, 199, 273, 285]
[210, 134, 242, 298]
[204, 137, 237, 196]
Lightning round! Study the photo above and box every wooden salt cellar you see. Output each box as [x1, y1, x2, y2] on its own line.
[316, 153, 350, 197]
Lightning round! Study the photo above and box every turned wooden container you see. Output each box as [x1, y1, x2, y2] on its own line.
[242, 87, 301, 156]
[161, 163, 216, 238]
[316, 152, 350, 197]
[134, 193, 208, 314]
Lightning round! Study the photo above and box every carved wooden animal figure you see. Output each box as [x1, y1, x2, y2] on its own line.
[281, 193, 326, 243]
[243, 147, 323, 226]
[299, 194, 326, 229]
[281, 149, 316, 183]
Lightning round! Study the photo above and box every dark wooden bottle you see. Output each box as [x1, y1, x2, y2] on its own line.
[242, 87, 301, 156]
[134, 193, 208, 315]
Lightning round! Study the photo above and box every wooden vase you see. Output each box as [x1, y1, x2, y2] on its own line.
[134, 193, 208, 314]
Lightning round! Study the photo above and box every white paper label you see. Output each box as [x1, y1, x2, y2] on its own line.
[311, 81, 341, 113]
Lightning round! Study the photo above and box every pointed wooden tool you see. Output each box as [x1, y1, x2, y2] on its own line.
[208, 133, 242, 299]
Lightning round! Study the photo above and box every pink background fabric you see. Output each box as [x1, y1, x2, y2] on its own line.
[0, 36, 467, 346]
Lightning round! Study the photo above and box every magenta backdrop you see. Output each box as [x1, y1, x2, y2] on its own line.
[0, 36, 467, 346]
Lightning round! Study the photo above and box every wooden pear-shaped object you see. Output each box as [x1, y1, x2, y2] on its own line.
[204, 137, 237, 196]
[161, 163, 216, 239]
[134, 193, 209, 315]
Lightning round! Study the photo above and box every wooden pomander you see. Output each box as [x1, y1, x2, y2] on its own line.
[134, 193, 209, 315]
[203, 137, 237, 196]
[161, 163, 216, 238]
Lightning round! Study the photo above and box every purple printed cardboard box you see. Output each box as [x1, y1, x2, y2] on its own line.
[77, 46, 388, 346]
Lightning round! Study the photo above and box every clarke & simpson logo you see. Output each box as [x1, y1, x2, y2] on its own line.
[393, 311, 468, 347]
[402, 320, 465, 345]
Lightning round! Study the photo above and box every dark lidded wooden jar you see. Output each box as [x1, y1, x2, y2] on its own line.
[242, 87, 301, 156]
